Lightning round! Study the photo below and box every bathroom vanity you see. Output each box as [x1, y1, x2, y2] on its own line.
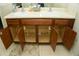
[1, 8, 77, 51]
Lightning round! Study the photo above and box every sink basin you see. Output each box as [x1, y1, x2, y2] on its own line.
[24, 7, 52, 12]
[40, 7, 51, 12]
[15, 7, 67, 13]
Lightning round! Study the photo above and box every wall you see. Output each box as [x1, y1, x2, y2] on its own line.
[0, 3, 13, 28]
[0, 3, 15, 55]
[71, 4, 79, 55]
[53, 3, 67, 8]
[22, 3, 77, 15]
[22, 3, 66, 7]
[53, 3, 77, 15]
[66, 4, 77, 15]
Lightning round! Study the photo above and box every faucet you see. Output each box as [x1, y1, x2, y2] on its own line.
[32, 3, 41, 11]
[38, 3, 44, 7]
[12, 3, 24, 12]
[49, 7, 52, 12]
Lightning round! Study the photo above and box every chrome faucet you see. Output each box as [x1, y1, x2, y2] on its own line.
[32, 3, 41, 11]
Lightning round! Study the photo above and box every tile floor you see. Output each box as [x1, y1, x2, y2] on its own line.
[9, 44, 74, 56]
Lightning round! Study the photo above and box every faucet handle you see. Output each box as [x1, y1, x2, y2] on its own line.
[49, 7, 52, 12]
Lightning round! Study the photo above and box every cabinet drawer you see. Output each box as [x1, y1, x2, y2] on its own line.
[55, 19, 69, 26]
[7, 19, 19, 26]
[21, 19, 52, 25]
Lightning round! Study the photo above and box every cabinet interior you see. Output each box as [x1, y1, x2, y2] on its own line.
[54, 26, 65, 43]
[38, 26, 51, 43]
[23, 26, 36, 42]
[10, 26, 20, 42]
[9, 25, 65, 43]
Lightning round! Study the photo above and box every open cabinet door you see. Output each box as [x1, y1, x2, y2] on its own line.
[1, 27, 13, 49]
[50, 28, 58, 51]
[18, 27, 25, 51]
[62, 27, 77, 50]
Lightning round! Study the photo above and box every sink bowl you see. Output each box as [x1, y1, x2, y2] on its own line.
[24, 7, 52, 12]
[40, 7, 51, 12]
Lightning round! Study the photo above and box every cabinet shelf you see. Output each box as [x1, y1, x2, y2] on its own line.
[10, 26, 20, 42]
[23, 26, 36, 43]
[53, 26, 65, 43]
[38, 26, 51, 43]
[24, 32, 36, 42]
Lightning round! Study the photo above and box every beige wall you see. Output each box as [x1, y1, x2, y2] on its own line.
[72, 4, 79, 55]
[0, 3, 13, 28]
[0, 3, 15, 55]
[22, 3, 77, 15]
[53, 3, 77, 15]
[22, 3, 68, 7]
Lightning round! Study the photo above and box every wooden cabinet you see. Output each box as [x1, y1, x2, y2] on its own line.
[62, 27, 77, 50]
[0, 27, 13, 49]
[6, 18, 76, 51]
[6, 19, 20, 26]
[55, 18, 75, 28]
[6, 19, 27, 50]
[51, 27, 77, 51]
[9, 26, 25, 50]
[68, 19, 75, 28]
[18, 27, 25, 50]
[21, 18, 53, 44]
[51, 28, 58, 51]
[55, 19, 69, 26]
[6, 19, 25, 50]
[21, 18, 53, 25]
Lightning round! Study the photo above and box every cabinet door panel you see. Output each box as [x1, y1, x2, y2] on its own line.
[18, 27, 25, 50]
[62, 27, 77, 50]
[50, 28, 58, 51]
[1, 27, 13, 49]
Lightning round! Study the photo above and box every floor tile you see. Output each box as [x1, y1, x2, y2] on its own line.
[39, 45, 54, 56]
[8, 44, 73, 56]
[53, 45, 73, 56]
[21, 44, 39, 56]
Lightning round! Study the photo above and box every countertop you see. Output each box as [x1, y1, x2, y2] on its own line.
[4, 8, 75, 19]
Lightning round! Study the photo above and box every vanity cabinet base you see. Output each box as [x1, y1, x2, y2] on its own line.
[5, 18, 76, 51]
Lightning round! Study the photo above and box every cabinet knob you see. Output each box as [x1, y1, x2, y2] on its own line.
[0, 32, 2, 35]
[48, 26, 51, 31]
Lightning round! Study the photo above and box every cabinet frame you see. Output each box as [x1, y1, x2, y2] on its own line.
[20, 18, 53, 44]
[6, 18, 76, 51]
[6, 18, 75, 44]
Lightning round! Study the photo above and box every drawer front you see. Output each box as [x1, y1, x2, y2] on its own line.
[55, 19, 75, 28]
[55, 19, 69, 26]
[7, 19, 20, 26]
[21, 19, 52, 25]
[68, 20, 75, 28]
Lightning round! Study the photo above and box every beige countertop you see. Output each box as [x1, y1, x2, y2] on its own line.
[4, 8, 75, 19]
